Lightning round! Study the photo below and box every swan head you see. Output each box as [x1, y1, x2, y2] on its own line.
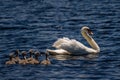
[81, 26, 100, 53]
[81, 26, 93, 35]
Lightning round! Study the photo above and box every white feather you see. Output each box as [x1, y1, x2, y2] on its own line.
[47, 26, 100, 55]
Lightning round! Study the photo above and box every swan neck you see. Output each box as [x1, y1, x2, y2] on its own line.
[81, 31, 100, 53]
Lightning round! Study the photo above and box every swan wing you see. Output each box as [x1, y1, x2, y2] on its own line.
[48, 37, 97, 55]
[52, 37, 88, 54]
[59, 39, 87, 53]
[53, 37, 71, 48]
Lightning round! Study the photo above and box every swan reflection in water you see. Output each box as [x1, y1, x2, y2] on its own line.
[50, 53, 98, 60]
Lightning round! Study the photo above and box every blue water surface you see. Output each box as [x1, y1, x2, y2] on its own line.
[0, 0, 120, 80]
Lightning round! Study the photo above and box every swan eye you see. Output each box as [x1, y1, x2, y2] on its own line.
[87, 29, 93, 35]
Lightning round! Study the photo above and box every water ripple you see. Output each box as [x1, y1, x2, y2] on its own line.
[0, 0, 120, 80]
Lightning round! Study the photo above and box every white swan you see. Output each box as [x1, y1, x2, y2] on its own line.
[47, 26, 100, 55]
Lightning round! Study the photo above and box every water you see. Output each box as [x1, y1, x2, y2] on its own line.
[0, 0, 120, 80]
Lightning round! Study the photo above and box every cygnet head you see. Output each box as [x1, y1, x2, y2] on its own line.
[14, 49, 20, 56]
[5, 53, 15, 65]
[9, 53, 14, 60]
[35, 51, 40, 55]
[28, 49, 34, 56]
[29, 49, 34, 54]
[21, 51, 27, 58]
[10, 53, 14, 57]
[34, 51, 41, 58]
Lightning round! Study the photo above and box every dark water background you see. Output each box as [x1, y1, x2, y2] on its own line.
[0, 0, 120, 80]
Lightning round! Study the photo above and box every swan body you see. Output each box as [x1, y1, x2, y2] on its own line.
[47, 26, 100, 55]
